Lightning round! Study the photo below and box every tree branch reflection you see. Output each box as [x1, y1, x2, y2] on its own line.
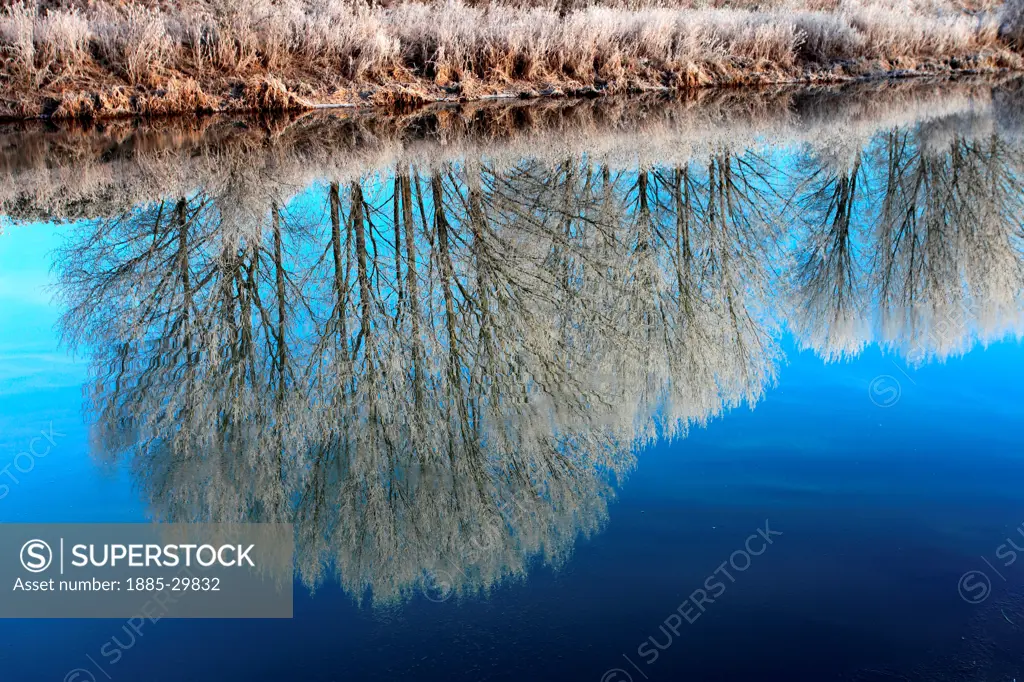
[53, 102, 1024, 605]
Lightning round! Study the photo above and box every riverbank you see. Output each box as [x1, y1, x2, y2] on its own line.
[1, 0, 1023, 119]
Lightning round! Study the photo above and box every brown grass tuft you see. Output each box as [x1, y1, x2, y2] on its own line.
[50, 91, 96, 119]
[370, 86, 429, 110]
[138, 77, 218, 115]
[243, 76, 311, 112]
[164, 78, 217, 111]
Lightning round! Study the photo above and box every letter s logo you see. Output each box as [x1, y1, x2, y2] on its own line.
[20, 539, 53, 573]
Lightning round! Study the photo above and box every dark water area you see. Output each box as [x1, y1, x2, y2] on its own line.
[1, 78, 1024, 682]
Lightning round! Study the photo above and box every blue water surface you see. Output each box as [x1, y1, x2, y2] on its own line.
[2, 217, 1024, 682]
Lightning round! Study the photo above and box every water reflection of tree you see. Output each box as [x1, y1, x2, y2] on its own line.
[55, 150, 786, 604]
[54, 113, 1024, 604]
[788, 115, 1024, 362]
[871, 122, 1024, 363]
[790, 149, 869, 359]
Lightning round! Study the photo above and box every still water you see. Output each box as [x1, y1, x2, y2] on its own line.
[1, 78, 1023, 681]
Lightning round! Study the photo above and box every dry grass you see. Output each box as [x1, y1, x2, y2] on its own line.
[0, 0, 1021, 118]
[243, 75, 310, 111]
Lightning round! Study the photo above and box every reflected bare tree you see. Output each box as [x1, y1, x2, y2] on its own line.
[872, 119, 1024, 363]
[789, 150, 870, 359]
[789, 111, 1024, 362]
[54, 149, 785, 604]
[52, 109, 1024, 604]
